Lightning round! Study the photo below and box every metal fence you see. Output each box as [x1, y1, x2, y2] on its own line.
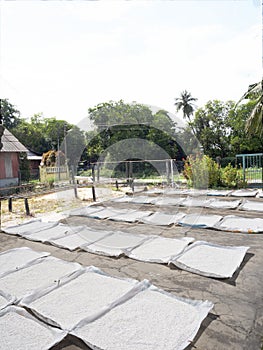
[236, 153, 263, 188]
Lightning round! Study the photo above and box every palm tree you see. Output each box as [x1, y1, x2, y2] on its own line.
[236, 80, 263, 137]
[174, 90, 198, 123]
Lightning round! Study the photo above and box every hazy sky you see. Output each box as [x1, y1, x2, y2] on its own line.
[0, 0, 261, 125]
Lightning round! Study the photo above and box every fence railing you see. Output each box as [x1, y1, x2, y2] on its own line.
[236, 153, 263, 187]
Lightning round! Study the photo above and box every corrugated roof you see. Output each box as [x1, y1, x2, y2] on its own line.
[0, 128, 28, 153]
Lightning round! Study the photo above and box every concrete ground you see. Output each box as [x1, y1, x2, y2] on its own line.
[0, 193, 263, 350]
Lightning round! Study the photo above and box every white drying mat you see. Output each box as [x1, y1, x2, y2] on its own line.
[215, 215, 263, 233]
[154, 197, 184, 206]
[72, 286, 213, 350]
[21, 267, 143, 331]
[127, 236, 194, 263]
[22, 223, 84, 242]
[82, 231, 149, 257]
[231, 189, 258, 197]
[0, 290, 15, 311]
[108, 210, 152, 223]
[164, 189, 188, 195]
[180, 197, 211, 208]
[146, 188, 164, 194]
[184, 189, 209, 196]
[68, 205, 104, 217]
[239, 200, 263, 212]
[0, 306, 66, 350]
[129, 195, 156, 204]
[0, 256, 82, 301]
[0, 247, 50, 278]
[111, 196, 132, 203]
[170, 241, 249, 278]
[139, 212, 185, 226]
[49, 228, 113, 251]
[178, 214, 223, 228]
[207, 189, 233, 196]
[4, 219, 58, 236]
[88, 207, 132, 219]
[206, 199, 241, 210]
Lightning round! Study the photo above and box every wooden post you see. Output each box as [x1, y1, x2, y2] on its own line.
[24, 198, 30, 216]
[125, 162, 129, 182]
[92, 165, 95, 182]
[92, 185, 96, 202]
[71, 165, 78, 198]
[166, 160, 170, 184]
[130, 161, 133, 179]
[8, 197, 12, 212]
[170, 159, 174, 187]
[115, 180, 119, 190]
[131, 178, 135, 193]
[97, 163, 100, 182]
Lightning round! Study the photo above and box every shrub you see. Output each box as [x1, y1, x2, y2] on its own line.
[183, 155, 220, 188]
[221, 157, 236, 168]
[221, 163, 246, 188]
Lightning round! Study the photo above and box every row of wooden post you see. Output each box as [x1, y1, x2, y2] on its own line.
[6, 197, 31, 216]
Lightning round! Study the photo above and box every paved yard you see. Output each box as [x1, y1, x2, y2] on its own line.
[0, 196, 263, 350]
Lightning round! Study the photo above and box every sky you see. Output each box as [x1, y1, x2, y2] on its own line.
[0, 0, 262, 126]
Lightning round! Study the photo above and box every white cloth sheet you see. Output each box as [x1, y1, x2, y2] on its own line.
[0, 257, 82, 301]
[88, 207, 131, 219]
[22, 223, 84, 242]
[139, 212, 185, 226]
[215, 215, 263, 233]
[68, 206, 104, 216]
[111, 196, 132, 203]
[0, 306, 66, 350]
[21, 267, 142, 331]
[206, 199, 241, 210]
[82, 231, 149, 257]
[108, 210, 152, 223]
[184, 189, 209, 196]
[239, 200, 263, 212]
[154, 197, 184, 206]
[231, 189, 258, 197]
[128, 236, 194, 263]
[207, 189, 233, 196]
[49, 228, 113, 251]
[178, 214, 223, 228]
[72, 286, 213, 350]
[170, 241, 249, 278]
[4, 219, 58, 236]
[130, 195, 156, 204]
[180, 197, 211, 208]
[0, 247, 49, 278]
[0, 291, 15, 311]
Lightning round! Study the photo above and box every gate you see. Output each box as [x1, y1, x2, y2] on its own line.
[236, 153, 263, 188]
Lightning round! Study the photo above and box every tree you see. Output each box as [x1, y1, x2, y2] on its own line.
[236, 81, 263, 137]
[174, 90, 198, 124]
[0, 99, 21, 129]
[87, 100, 183, 164]
[191, 100, 234, 158]
[228, 100, 263, 155]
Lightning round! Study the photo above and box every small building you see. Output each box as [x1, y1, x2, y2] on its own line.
[27, 150, 42, 179]
[0, 128, 28, 188]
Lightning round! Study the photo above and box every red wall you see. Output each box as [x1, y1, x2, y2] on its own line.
[0, 153, 6, 179]
[12, 153, 19, 177]
[0, 152, 19, 179]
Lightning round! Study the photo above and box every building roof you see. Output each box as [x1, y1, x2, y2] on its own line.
[0, 128, 28, 153]
[27, 150, 42, 161]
